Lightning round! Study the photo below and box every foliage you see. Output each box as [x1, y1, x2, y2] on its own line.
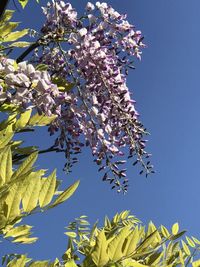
[0, 8, 30, 50]
[0, 109, 79, 246]
[3, 211, 200, 266]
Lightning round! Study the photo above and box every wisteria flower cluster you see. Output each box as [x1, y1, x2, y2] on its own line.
[0, 57, 70, 116]
[1, 1, 153, 193]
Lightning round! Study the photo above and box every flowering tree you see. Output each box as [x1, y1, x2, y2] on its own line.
[0, 1, 200, 266]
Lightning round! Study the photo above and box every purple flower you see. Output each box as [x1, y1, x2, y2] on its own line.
[22, 1, 152, 192]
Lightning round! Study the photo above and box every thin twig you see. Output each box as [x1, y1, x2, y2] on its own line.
[16, 42, 40, 63]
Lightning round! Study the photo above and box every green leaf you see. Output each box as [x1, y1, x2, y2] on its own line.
[161, 225, 170, 238]
[13, 236, 38, 244]
[91, 230, 109, 267]
[172, 223, 179, 235]
[192, 236, 200, 245]
[181, 240, 191, 256]
[15, 109, 32, 129]
[12, 152, 38, 180]
[186, 236, 195, 248]
[122, 260, 149, 267]
[4, 225, 32, 238]
[65, 232, 77, 238]
[22, 172, 41, 212]
[28, 113, 57, 126]
[0, 146, 12, 185]
[0, 22, 19, 38]
[39, 170, 56, 208]
[49, 180, 79, 208]
[18, 0, 29, 8]
[5, 182, 21, 220]
[7, 255, 30, 267]
[192, 259, 200, 267]
[11, 41, 31, 47]
[170, 230, 186, 240]
[107, 226, 130, 261]
[10, 42, 31, 48]
[136, 230, 158, 252]
[64, 260, 78, 267]
[0, 131, 13, 149]
[0, 10, 15, 23]
[122, 226, 140, 256]
[29, 261, 50, 267]
[3, 29, 29, 42]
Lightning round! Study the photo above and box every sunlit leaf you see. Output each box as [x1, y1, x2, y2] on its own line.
[107, 226, 130, 261]
[3, 29, 29, 42]
[39, 170, 56, 208]
[22, 172, 41, 212]
[7, 254, 30, 267]
[12, 152, 38, 180]
[0, 10, 15, 23]
[48, 180, 79, 208]
[18, 0, 29, 8]
[91, 230, 109, 267]
[181, 240, 191, 256]
[28, 113, 57, 126]
[0, 22, 19, 38]
[0, 146, 12, 185]
[172, 223, 179, 235]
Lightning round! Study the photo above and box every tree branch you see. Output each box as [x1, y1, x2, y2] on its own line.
[0, 0, 10, 20]
[16, 41, 40, 63]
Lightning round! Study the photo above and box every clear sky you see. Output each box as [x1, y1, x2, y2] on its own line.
[3, 0, 200, 262]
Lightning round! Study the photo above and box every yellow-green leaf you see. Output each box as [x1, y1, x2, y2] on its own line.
[136, 230, 158, 252]
[181, 240, 191, 256]
[11, 41, 31, 47]
[122, 260, 149, 267]
[172, 223, 179, 235]
[161, 225, 170, 238]
[4, 224, 32, 238]
[65, 232, 77, 238]
[13, 236, 38, 244]
[0, 22, 19, 38]
[15, 109, 32, 129]
[49, 180, 79, 208]
[91, 230, 109, 267]
[122, 226, 140, 256]
[28, 113, 57, 126]
[12, 152, 38, 180]
[3, 29, 29, 42]
[22, 173, 41, 212]
[107, 226, 130, 261]
[192, 236, 200, 245]
[39, 170, 56, 207]
[192, 259, 200, 267]
[0, 10, 15, 23]
[186, 236, 195, 248]
[0, 131, 13, 149]
[7, 255, 30, 267]
[0, 146, 12, 185]
[18, 0, 29, 8]
[5, 183, 21, 220]
[64, 260, 78, 267]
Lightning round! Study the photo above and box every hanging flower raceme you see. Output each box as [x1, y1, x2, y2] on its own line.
[16, 1, 153, 192]
[0, 57, 70, 116]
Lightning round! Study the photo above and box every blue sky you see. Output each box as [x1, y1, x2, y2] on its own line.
[3, 0, 200, 262]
